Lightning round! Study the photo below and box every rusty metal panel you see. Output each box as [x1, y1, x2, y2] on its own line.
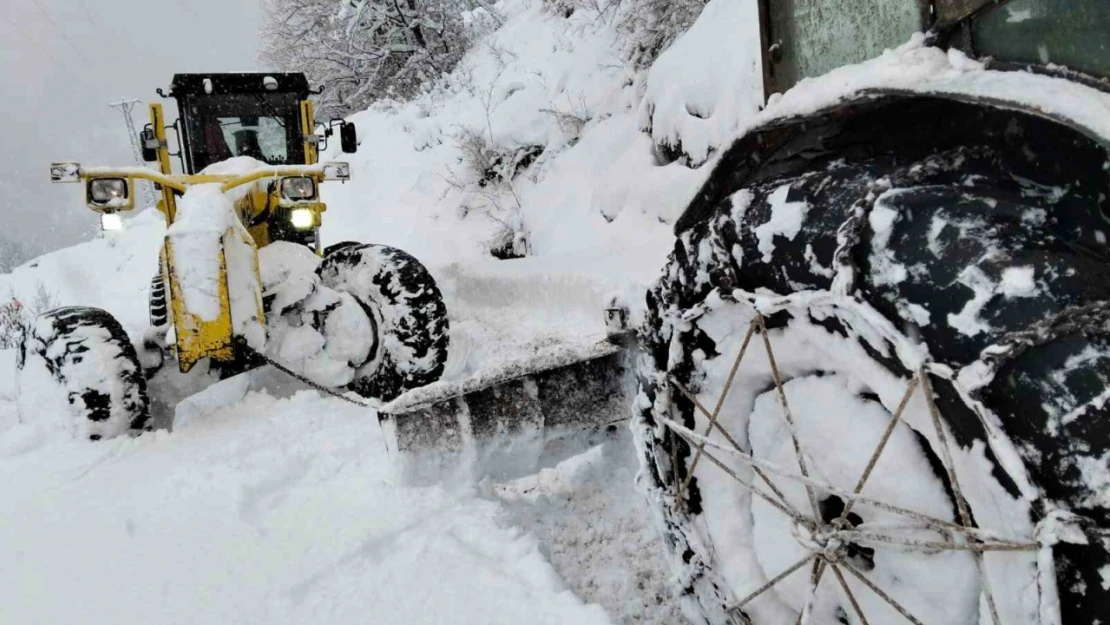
[763, 0, 932, 96]
[935, 0, 998, 23]
[972, 0, 1110, 80]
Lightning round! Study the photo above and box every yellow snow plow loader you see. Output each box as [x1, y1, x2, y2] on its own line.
[31, 73, 452, 439]
[49, 73, 359, 374]
[29, 72, 633, 471]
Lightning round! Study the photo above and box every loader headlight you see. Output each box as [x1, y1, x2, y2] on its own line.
[88, 178, 129, 205]
[101, 212, 123, 231]
[290, 208, 315, 230]
[281, 176, 317, 201]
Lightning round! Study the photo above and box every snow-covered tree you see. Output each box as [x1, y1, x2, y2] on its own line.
[260, 0, 472, 117]
[620, 0, 709, 68]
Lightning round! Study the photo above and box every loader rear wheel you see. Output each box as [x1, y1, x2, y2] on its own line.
[635, 100, 1110, 625]
[18, 306, 151, 440]
[318, 244, 449, 402]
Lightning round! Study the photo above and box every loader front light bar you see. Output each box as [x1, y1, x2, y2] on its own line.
[280, 176, 317, 202]
[290, 208, 315, 230]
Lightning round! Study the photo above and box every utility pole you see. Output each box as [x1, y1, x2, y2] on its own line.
[108, 98, 158, 207]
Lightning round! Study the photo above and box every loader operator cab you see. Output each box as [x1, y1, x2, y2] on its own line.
[52, 72, 358, 257]
[131, 73, 360, 251]
[166, 73, 312, 174]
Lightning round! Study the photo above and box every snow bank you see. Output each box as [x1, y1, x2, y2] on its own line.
[310, 0, 727, 386]
[319, 0, 711, 267]
[494, 433, 684, 624]
[0, 390, 611, 625]
[0, 209, 165, 336]
[638, 0, 764, 165]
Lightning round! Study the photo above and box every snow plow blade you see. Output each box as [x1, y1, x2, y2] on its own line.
[378, 340, 636, 483]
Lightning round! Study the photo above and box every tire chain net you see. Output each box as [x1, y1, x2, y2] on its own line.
[659, 309, 1109, 625]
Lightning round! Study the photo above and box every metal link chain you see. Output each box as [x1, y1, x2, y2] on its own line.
[244, 345, 375, 408]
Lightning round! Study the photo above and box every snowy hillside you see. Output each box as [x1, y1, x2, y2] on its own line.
[0, 1, 761, 623]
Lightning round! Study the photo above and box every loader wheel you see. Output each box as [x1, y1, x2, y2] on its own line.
[18, 307, 151, 440]
[635, 100, 1110, 625]
[318, 244, 449, 401]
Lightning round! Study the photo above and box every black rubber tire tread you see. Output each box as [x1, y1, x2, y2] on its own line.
[19, 306, 151, 439]
[636, 97, 1110, 624]
[317, 244, 449, 402]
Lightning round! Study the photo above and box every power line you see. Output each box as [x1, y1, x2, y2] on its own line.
[28, 0, 96, 71]
[108, 99, 158, 208]
[76, 0, 106, 32]
[170, 0, 203, 21]
[0, 7, 100, 95]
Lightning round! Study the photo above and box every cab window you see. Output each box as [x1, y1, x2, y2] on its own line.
[973, 0, 1110, 80]
[766, 0, 927, 94]
[182, 93, 304, 173]
[216, 116, 289, 163]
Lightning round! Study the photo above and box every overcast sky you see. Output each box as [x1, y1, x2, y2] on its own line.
[0, 0, 263, 266]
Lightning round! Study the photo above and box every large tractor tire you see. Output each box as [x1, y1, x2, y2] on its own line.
[18, 307, 151, 440]
[318, 244, 449, 402]
[635, 97, 1109, 625]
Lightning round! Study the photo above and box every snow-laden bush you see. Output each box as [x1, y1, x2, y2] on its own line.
[541, 0, 620, 21]
[0, 299, 25, 350]
[0, 283, 59, 350]
[619, 0, 709, 69]
[260, 0, 479, 118]
[449, 127, 541, 259]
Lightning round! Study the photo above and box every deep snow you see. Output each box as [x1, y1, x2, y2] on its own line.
[0, 0, 725, 622]
[0, 380, 611, 625]
[6, 0, 1110, 621]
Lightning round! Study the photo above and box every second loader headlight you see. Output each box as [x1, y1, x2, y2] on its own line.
[290, 208, 315, 230]
[100, 212, 123, 231]
[88, 178, 129, 206]
[281, 176, 317, 201]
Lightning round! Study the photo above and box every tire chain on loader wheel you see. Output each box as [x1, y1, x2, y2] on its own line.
[18, 306, 151, 440]
[149, 273, 168, 328]
[634, 97, 1110, 625]
[317, 243, 450, 402]
[246, 343, 373, 409]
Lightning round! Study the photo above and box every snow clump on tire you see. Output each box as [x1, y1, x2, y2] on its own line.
[318, 244, 450, 402]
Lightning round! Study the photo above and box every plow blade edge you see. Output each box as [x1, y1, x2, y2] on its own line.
[378, 341, 635, 483]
